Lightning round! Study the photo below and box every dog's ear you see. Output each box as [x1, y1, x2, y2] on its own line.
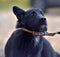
[13, 6, 25, 20]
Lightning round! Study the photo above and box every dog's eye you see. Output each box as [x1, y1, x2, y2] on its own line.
[31, 12, 36, 16]
[40, 11, 44, 15]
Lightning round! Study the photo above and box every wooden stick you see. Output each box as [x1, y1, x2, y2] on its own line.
[16, 28, 60, 36]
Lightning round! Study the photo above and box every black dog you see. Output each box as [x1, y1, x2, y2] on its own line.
[5, 6, 60, 57]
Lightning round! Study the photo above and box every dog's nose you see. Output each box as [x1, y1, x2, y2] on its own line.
[40, 18, 46, 22]
[41, 18, 46, 21]
[39, 18, 46, 25]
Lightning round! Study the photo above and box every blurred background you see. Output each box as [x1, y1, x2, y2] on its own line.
[0, 0, 60, 57]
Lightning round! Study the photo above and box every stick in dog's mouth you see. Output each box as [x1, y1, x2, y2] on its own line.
[16, 28, 60, 36]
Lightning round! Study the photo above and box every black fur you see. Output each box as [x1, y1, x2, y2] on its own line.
[5, 6, 60, 57]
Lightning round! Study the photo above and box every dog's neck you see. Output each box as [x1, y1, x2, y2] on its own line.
[21, 29, 43, 48]
[16, 28, 43, 48]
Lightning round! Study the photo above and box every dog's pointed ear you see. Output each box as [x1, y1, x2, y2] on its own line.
[13, 6, 25, 19]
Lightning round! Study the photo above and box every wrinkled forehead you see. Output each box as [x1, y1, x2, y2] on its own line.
[25, 8, 44, 15]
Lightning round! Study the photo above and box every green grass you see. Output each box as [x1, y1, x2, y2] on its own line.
[0, 0, 30, 10]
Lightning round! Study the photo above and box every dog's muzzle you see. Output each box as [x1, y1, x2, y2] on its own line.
[39, 18, 47, 32]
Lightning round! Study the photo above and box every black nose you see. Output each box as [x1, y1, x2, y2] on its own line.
[41, 18, 46, 21]
[40, 18, 46, 24]
[40, 18, 46, 22]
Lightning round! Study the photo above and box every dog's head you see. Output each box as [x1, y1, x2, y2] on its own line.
[13, 6, 47, 33]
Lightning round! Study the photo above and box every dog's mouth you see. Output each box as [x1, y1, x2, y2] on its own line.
[39, 24, 47, 34]
[39, 18, 47, 33]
